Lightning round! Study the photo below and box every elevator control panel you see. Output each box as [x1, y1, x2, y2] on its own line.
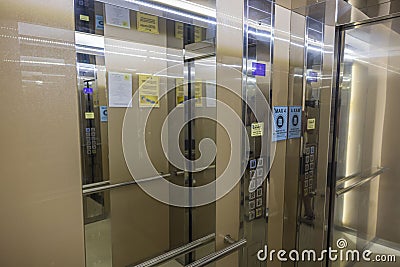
[85, 127, 97, 155]
[246, 157, 265, 221]
[303, 144, 317, 196]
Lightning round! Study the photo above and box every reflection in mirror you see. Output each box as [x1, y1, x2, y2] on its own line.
[74, 0, 217, 266]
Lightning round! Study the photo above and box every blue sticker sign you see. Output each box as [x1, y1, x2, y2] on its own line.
[83, 87, 93, 94]
[307, 71, 318, 83]
[288, 106, 302, 139]
[273, 106, 288, 141]
[96, 15, 104, 30]
[100, 106, 108, 122]
[252, 62, 266, 77]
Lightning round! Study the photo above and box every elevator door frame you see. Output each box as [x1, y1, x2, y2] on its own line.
[326, 12, 400, 266]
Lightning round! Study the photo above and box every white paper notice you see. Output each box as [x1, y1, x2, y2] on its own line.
[105, 4, 130, 29]
[206, 83, 216, 107]
[108, 72, 132, 108]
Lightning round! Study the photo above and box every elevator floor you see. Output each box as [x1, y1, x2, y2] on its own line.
[336, 231, 400, 267]
[85, 218, 184, 267]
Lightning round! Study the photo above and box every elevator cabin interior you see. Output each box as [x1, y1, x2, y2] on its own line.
[74, 0, 400, 267]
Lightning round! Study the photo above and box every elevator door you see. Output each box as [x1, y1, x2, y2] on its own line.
[330, 16, 400, 267]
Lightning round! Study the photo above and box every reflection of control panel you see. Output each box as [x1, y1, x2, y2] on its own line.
[85, 127, 97, 155]
[246, 157, 265, 221]
[79, 78, 103, 185]
[303, 144, 317, 196]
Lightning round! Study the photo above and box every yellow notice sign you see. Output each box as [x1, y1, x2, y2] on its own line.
[85, 112, 95, 120]
[195, 81, 202, 107]
[80, 15, 90, 22]
[137, 12, 159, 34]
[175, 22, 184, 39]
[195, 27, 203, 42]
[307, 118, 316, 130]
[176, 78, 184, 106]
[251, 122, 264, 137]
[139, 75, 160, 107]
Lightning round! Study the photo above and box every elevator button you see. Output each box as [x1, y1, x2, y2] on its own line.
[310, 146, 315, 154]
[305, 180, 309, 187]
[256, 198, 262, 207]
[250, 170, 256, 179]
[306, 156, 310, 164]
[256, 188, 263, 198]
[309, 170, 314, 177]
[249, 191, 256, 200]
[249, 211, 255, 221]
[92, 149, 96, 154]
[310, 155, 314, 162]
[305, 172, 310, 179]
[305, 164, 309, 171]
[250, 159, 257, 169]
[249, 200, 255, 210]
[86, 128, 91, 133]
[249, 180, 256, 191]
[304, 188, 308, 195]
[305, 147, 310, 155]
[257, 158, 264, 167]
[92, 145, 97, 150]
[257, 168, 263, 177]
[87, 149, 92, 155]
[256, 208, 263, 218]
[86, 132, 90, 137]
[310, 163, 314, 170]
[91, 132, 96, 137]
[91, 128, 96, 132]
[256, 178, 263, 188]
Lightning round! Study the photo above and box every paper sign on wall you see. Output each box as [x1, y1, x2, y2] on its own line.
[96, 15, 104, 30]
[139, 75, 160, 107]
[273, 106, 288, 141]
[176, 78, 185, 106]
[251, 122, 264, 137]
[195, 81, 202, 107]
[175, 22, 184, 39]
[307, 118, 316, 130]
[288, 106, 302, 139]
[137, 12, 159, 34]
[80, 14, 90, 22]
[108, 72, 133, 108]
[195, 26, 203, 42]
[85, 112, 95, 119]
[105, 4, 130, 28]
[206, 83, 216, 107]
[100, 106, 108, 122]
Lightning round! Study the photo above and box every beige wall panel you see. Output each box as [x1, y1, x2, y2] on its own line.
[282, 11, 304, 255]
[377, 57, 400, 243]
[0, 0, 85, 266]
[104, 13, 170, 266]
[267, 6, 290, 267]
[215, 0, 243, 266]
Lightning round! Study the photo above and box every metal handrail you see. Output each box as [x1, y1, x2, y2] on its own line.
[185, 238, 247, 267]
[83, 165, 217, 195]
[175, 165, 216, 176]
[82, 174, 171, 195]
[82, 180, 110, 189]
[128, 233, 216, 267]
[336, 172, 362, 186]
[336, 168, 387, 196]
